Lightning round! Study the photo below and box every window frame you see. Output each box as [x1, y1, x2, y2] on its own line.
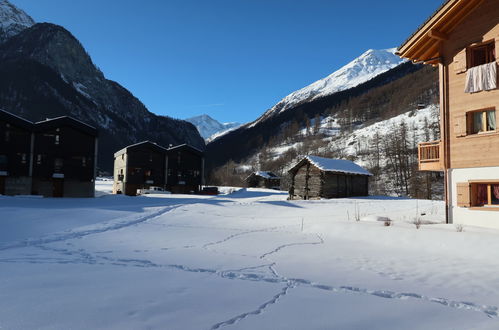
[470, 181, 499, 209]
[466, 107, 496, 135]
[467, 40, 496, 69]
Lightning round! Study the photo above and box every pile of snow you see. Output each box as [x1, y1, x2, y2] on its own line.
[305, 155, 373, 176]
[250, 48, 405, 127]
[3, 190, 499, 329]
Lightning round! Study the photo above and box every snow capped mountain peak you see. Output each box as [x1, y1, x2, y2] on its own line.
[0, 0, 34, 43]
[186, 114, 240, 141]
[251, 48, 405, 127]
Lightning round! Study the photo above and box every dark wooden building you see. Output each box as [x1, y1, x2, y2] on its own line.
[113, 141, 168, 196]
[0, 109, 34, 195]
[113, 142, 204, 196]
[32, 117, 98, 197]
[245, 171, 281, 189]
[166, 144, 204, 194]
[288, 156, 372, 200]
[0, 109, 98, 197]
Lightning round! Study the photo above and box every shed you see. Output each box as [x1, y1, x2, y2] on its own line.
[288, 156, 372, 200]
[245, 171, 281, 189]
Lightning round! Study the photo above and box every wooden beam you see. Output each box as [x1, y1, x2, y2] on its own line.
[428, 29, 449, 41]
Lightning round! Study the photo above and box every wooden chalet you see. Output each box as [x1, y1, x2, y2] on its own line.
[398, 0, 499, 228]
[32, 117, 98, 197]
[0, 109, 34, 195]
[113, 141, 168, 196]
[113, 142, 204, 196]
[288, 156, 372, 200]
[166, 144, 204, 194]
[245, 171, 281, 189]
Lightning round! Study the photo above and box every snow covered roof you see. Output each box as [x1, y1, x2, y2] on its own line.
[291, 155, 372, 176]
[254, 171, 280, 179]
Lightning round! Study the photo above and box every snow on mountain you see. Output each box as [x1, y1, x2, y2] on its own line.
[186, 114, 240, 140]
[250, 48, 405, 127]
[0, 0, 34, 43]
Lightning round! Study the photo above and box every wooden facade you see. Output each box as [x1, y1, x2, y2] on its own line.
[0, 110, 33, 195]
[113, 142, 204, 196]
[166, 144, 204, 194]
[398, 0, 499, 227]
[288, 156, 371, 200]
[245, 171, 281, 189]
[0, 109, 98, 197]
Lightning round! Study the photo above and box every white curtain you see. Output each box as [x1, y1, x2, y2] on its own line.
[487, 110, 496, 131]
[465, 62, 497, 93]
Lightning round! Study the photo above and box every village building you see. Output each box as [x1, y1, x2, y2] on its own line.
[32, 117, 98, 197]
[0, 109, 34, 195]
[166, 144, 204, 194]
[245, 171, 281, 189]
[0, 109, 98, 197]
[113, 142, 204, 196]
[288, 156, 372, 200]
[398, 0, 499, 228]
[113, 141, 168, 196]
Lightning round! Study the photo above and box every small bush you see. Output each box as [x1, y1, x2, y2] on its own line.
[413, 218, 422, 229]
[384, 220, 392, 227]
[455, 224, 464, 232]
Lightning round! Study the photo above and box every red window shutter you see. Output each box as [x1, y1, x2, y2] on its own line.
[456, 182, 471, 207]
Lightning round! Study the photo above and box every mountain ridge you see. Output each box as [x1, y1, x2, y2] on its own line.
[185, 114, 240, 140]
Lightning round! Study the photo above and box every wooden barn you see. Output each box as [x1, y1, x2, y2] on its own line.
[245, 171, 280, 189]
[113, 141, 168, 196]
[166, 144, 204, 194]
[0, 109, 34, 196]
[288, 156, 372, 200]
[32, 116, 98, 197]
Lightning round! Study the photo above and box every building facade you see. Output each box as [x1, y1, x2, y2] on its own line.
[113, 142, 204, 196]
[113, 141, 168, 196]
[32, 117, 98, 197]
[288, 156, 372, 200]
[398, 0, 499, 227]
[166, 144, 204, 194]
[0, 110, 33, 195]
[0, 109, 98, 197]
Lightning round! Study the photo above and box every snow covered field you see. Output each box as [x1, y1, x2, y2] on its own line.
[1, 183, 499, 329]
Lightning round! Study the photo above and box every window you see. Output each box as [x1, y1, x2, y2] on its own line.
[54, 158, 63, 172]
[55, 135, 60, 145]
[5, 124, 10, 142]
[468, 109, 496, 134]
[468, 42, 495, 68]
[82, 157, 87, 167]
[20, 153, 27, 164]
[36, 154, 42, 165]
[0, 155, 7, 167]
[145, 170, 152, 177]
[472, 183, 499, 207]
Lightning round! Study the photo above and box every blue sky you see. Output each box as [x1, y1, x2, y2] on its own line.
[11, 0, 442, 124]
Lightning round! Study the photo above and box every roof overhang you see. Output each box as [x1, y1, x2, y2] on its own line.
[397, 0, 485, 65]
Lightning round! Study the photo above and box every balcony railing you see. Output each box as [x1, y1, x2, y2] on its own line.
[418, 140, 444, 171]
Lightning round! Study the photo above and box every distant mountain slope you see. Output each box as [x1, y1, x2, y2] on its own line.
[251, 48, 405, 127]
[207, 58, 437, 171]
[185, 114, 240, 140]
[0, 20, 204, 172]
[0, 0, 34, 43]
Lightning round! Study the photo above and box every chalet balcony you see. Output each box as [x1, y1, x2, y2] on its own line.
[418, 141, 444, 171]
